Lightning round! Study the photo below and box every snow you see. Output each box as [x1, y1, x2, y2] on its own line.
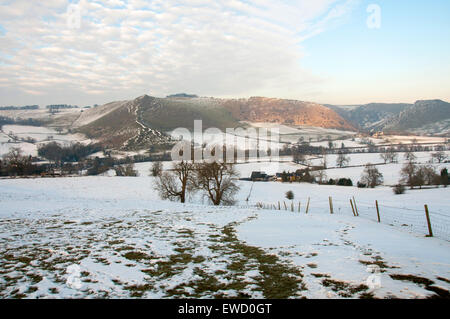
[0, 174, 449, 299]
[0, 125, 93, 157]
[2, 125, 91, 144]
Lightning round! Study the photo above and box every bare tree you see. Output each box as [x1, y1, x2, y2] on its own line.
[336, 152, 350, 168]
[150, 161, 163, 177]
[321, 149, 328, 169]
[400, 162, 417, 189]
[431, 150, 447, 163]
[412, 166, 425, 189]
[2, 147, 33, 176]
[404, 149, 417, 163]
[292, 147, 306, 164]
[312, 169, 327, 184]
[154, 161, 195, 203]
[115, 163, 138, 176]
[360, 163, 383, 188]
[380, 146, 398, 164]
[194, 161, 240, 206]
[420, 165, 439, 186]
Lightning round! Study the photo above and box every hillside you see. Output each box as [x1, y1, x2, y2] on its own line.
[328, 103, 411, 130]
[73, 95, 356, 150]
[222, 97, 355, 130]
[331, 100, 450, 135]
[382, 100, 450, 135]
[75, 96, 171, 150]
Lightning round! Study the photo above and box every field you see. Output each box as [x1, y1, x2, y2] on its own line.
[0, 125, 92, 157]
[1, 121, 449, 299]
[0, 173, 449, 299]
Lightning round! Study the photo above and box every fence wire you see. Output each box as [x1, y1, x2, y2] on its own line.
[254, 197, 450, 241]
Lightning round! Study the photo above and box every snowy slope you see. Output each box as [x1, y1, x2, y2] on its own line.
[0, 176, 449, 299]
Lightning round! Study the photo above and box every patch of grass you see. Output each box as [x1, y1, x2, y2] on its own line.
[48, 287, 59, 294]
[26, 286, 38, 294]
[221, 224, 305, 299]
[27, 273, 43, 284]
[437, 277, 450, 284]
[123, 251, 151, 261]
[390, 274, 450, 299]
[125, 283, 154, 298]
[359, 255, 399, 274]
[115, 245, 135, 252]
[108, 240, 125, 245]
[322, 278, 369, 298]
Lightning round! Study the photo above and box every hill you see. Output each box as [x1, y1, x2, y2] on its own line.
[73, 95, 355, 150]
[330, 100, 450, 135]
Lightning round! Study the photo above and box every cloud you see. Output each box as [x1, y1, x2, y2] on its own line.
[0, 0, 357, 105]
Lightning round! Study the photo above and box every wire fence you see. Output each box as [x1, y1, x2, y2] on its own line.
[254, 196, 450, 241]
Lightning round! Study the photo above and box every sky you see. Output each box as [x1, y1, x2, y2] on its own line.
[0, 0, 449, 106]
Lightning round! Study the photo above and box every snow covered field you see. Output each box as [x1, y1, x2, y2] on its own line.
[0, 125, 93, 157]
[0, 176, 449, 299]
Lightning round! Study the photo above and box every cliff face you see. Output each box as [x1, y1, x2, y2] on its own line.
[222, 97, 356, 130]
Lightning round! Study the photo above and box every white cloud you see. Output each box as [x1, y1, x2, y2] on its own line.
[0, 0, 357, 105]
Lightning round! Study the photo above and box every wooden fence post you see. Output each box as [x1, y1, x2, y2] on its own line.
[291, 201, 294, 212]
[376, 200, 380, 223]
[329, 196, 334, 214]
[306, 197, 310, 214]
[278, 201, 281, 210]
[298, 201, 301, 213]
[424, 205, 433, 237]
[284, 201, 287, 210]
[353, 197, 359, 216]
[350, 199, 356, 216]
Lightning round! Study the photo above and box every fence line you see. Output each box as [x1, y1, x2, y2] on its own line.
[254, 196, 450, 241]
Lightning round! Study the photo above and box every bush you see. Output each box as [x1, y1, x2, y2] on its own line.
[285, 190, 294, 200]
[337, 178, 353, 186]
[86, 157, 113, 176]
[357, 182, 367, 188]
[115, 163, 138, 176]
[393, 184, 406, 195]
[441, 168, 449, 187]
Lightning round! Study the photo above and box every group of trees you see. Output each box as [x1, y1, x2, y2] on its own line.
[400, 162, 448, 189]
[0, 105, 39, 110]
[327, 178, 353, 187]
[38, 142, 103, 165]
[0, 116, 44, 130]
[0, 148, 37, 176]
[379, 147, 398, 164]
[114, 163, 138, 177]
[290, 138, 449, 166]
[154, 161, 239, 206]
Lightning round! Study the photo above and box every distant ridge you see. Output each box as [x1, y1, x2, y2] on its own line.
[166, 93, 199, 98]
[330, 99, 450, 135]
